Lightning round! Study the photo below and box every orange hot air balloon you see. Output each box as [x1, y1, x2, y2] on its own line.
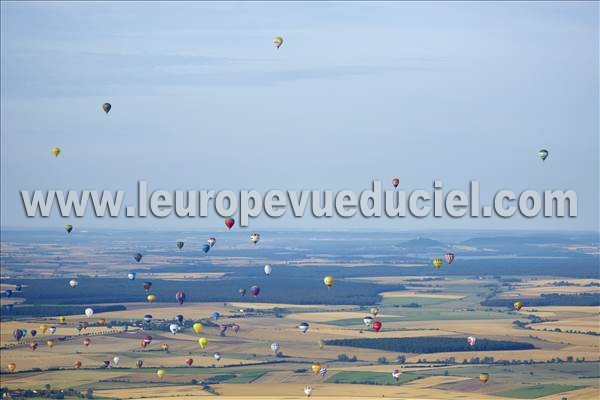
[74, 360, 82, 369]
[311, 363, 321, 374]
[514, 301, 523, 311]
[225, 218, 235, 230]
[83, 337, 91, 347]
[392, 178, 400, 188]
[98, 319, 106, 326]
[7, 363, 17, 372]
[140, 340, 148, 348]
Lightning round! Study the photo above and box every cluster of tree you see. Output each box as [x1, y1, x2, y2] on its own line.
[0, 386, 92, 399]
[325, 337, 534, 354]
[401, 303, 422, 308]
[336, 353, 358, 362]
[482, 293, 600, 308]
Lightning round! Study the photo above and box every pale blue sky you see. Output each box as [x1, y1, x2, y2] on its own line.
[1, 1, 598, 230]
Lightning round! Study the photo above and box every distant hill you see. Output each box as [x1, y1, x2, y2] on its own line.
[397, 237, 446, 249]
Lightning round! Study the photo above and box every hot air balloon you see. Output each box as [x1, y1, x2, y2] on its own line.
[318, 339, 325, 350]
[176, 314, 184, 324]
[319, 367, 328, 377]
[30, 329, 37, 337]
[208, 237, 216, 247]
[392, 178, 400, 188]
[323, 276, 334, 288]
[136, 360, 143, 368]
[211, 311, 220, 320]
[85, 308, 94, 318]
[371, 321, 382, 332]
[147, 294, 156, 303]
[370, 307, 379, 317]
[47, 340, 55, 348]
[445, 252, 455, 264]
[392, 368, 402, 381]
[264, 264, 272, 275]
[161, 343, 169, 352]
[112, 356, 119, 366]
[102, 360, 110, 368]
[270, 342, 280, 354]
[193, 322, 203, 334]
[40, 324, 49, 334]
[58, 316, 66, 323]
[143, 335, 153, 345]
[311, 363, 321, 374]
[49, 326, 57, 334]
[175, 291, 186, 305]
[232, 324, 240, 334]
[83, 338, 91, 347]
[128, 272, 136, 280]
[298, 322, 310, 333]
[134, 253, 143, 262]
[4, 289, 13, 298]
[28, 342, 38, 351]
[225, 218, 235, 230]
[185, 358, 193, 367]
[363, 316, 373, 326]
[479, 373, 489, 383]
[176, 240, 184, 249]
[143, 281, 152, 292]
[75, 323, 83, 332]
[140, 340, 147, 349]
[64, 224, 73, 234]
[238, 288, 246, 296]
[102, 102, 112, 114]
[169, 324, 180, 334]
[143, 314, 152, 323]
[198, 337, 208, 349]
[467, 336, 476, 346]
[304, 386, 313, 397]
[21, 329, 28, 338]
[7, 363, 16, 373]
[13, 329, 24, 341]
[273, 36, 284, 49]
[202, 244, 211, 254]
[98, 318, 106, 326]
[15, 284, 22, 291]
[250, 233, 260, 244]
[514, 301, 523, 311]
[214, 352, 222, 361]
[51, 147, 61, 157]
[69, 279, 78, 288]
[74, 360, 82, 369]
[250, 286, 260, 297]
[433, 258, 443, 269]
[538, 149, 549, 162]
[157, 369, 165, 379]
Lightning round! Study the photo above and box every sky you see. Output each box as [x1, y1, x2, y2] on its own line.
[1, 1, 598, 231]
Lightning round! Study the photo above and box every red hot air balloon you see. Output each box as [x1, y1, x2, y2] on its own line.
[185, 358, 193, 366]
[175, 291, 186, 305]
[445, 252, 455, 264]
[392, 178, 400, 188]
[83, 337, 91, 347]
[143, 335, 152, 345]
[28, 342, 38, 351]
[371, 321, 382, 332]
[74, 360, 82, 369]
[143, 282, 152, 293]
[250, 285, 260, 297]
[225, 218, 235, 230]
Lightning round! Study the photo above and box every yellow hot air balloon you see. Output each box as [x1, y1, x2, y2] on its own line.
[273, 35, 284, 49]
[51, 147, 61, 157]
[161, 344, 169, 351]
[198, 337, 208, 349]
[147, 294, 156, 303]
[58, 316, 66, 323]
[432, 258, 443, 269]
[40, 324, 49, 334]
[157, 369, 165, 379]
[311, 362, 321, 374]
[7, 363, 17, 373]
[47, 340, 55, 348]
[192, 322, 203, 334]
[514, 301, 523, 311]
[323, 276, 334, 288]
[318, 340, 325, 350]
[479, 373, 489, 383]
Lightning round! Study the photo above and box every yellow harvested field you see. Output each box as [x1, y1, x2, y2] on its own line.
[95, 385, 212, 399]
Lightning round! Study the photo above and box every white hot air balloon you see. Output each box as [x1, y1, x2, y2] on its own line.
[169, 324, 180, 334]
[49, 326, 57, 334]
[392, 368, 402, 381]
[270, 342, 280, 354]
[69, 279, 78, 288]
[250, 233, 260, 244]
[207, 237, 216, 247]
[304, 386, 313, 397]
[298, 322, 309, 333]
[363, 316, 373, 326]
[467, 336, 476, 346]
[264, 264, 272, 275]
[214, 352, 222, 361]
[84, 308, 94, 318]
[113, 356, 120, 366]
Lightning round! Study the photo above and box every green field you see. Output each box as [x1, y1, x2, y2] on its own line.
[492, 384, 583, 399]
[381, 296, 447, 307]
[326, 371, 420, 385]
[328, 310, 513, 326]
